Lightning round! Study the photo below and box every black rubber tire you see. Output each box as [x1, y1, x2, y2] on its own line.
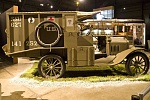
[125, 53, 149, 76]
[38, 55, 66, 78]
[35, 20, 62, 47]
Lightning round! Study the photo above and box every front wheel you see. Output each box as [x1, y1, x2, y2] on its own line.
[125, 53, 149, 76]
[38, 55, 66, 78]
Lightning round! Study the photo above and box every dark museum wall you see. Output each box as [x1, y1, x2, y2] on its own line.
[143, 2, 150, 48]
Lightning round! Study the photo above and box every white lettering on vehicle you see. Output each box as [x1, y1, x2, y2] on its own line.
[10, 16, 22, 28]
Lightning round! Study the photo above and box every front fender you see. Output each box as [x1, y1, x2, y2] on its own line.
[109, 47, 146, 65]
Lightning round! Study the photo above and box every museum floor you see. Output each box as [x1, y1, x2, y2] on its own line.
[0, 58, 150, 100]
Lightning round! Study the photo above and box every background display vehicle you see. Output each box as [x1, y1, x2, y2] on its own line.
[0, 6, 150, 78]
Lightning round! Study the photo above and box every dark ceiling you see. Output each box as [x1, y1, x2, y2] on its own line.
[0, 0, 113, 12]
[1, 0, 149, 13]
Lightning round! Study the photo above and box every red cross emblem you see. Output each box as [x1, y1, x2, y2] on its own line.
[47, 16, 55, 21]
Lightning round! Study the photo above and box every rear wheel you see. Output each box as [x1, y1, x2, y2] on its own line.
[125, 53, 149, 76]
[38, 55, 66, 78]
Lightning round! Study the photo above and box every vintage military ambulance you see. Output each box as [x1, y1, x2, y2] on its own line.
[3, 7, 150, 78]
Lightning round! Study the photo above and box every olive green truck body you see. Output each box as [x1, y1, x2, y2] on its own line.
[6, 11, 94, 67]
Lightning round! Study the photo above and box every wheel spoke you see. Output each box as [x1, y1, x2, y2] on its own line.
[139, 57, 143, 62]
[51, 58, 54, 64]
[53, 70, 57, 76]
[140, 60, 145, 64]
[46, 69, 51, 76]
[46, 59, 51, 64]
[54, 69, 60, 74]
[134, 57, 137, 61]
[130, 63, 135, 66]
[137, 68, 141, 73]
[137, 56, 140, 61]
[53, 59, 58, 65]
[132, 59, 135, 63]
[50, 70, 53, 76]
[132, 67, 136, 73]
[140, 64, 146, 67]
[45, 67, 50, 71]
[132, 66, 142, 74]
[55, 66, 61, 69]
[54, 62, 61, 67]
[139, 66, 145, 71]
[47, 58, 53, 64]
[131, 63, 147, 75]
[135, 68, 138, 74]
[43, 60, 49, 66]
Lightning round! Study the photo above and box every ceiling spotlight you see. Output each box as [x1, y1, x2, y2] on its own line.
[40, 4, 44, 6]
[79, 0, 84, 2]
[19, 0, 21, 2]
[76, 1, 79, 6]
[50, 5, 53, 8]
[123, 8, 126, 10]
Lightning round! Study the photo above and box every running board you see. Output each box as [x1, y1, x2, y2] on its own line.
[94, 55, 115, 66]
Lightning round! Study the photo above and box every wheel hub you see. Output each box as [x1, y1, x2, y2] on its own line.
[49, 64, 55, 70]
[134, 61, 141, 68]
